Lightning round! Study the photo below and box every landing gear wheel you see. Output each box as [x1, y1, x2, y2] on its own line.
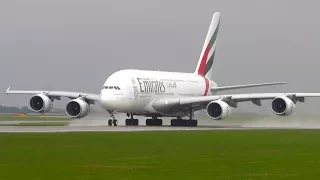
[171, 119, 197, 126]
[125, 119, 139, 126]
[125, 113, 139, 126]
[146, 119, 151, 126]
[134, 119, 138, 126]
[125, 119, 132, 126]
[133, 119, 139, 126]
[146, 118, 162, 126]
[182, 120, 188, 126]
[108, 119, 113, 126]
[113, 119, 118, 126]
[108, 110, 117, 126]
[170, 119, 177, 126]
[171, 117, 185, 126]
[188, 120, 198, 127]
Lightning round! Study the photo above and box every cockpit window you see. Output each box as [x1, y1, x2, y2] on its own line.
[103, 86, 121, 90]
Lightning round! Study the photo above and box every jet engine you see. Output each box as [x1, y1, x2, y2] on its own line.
[271, 96, 295, 116]
[29, 94, 53, 113]
[66, 98, 90, 118]
[206, 100, 231, 120]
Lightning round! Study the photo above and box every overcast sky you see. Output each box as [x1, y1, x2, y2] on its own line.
[1, 0, 320, 113]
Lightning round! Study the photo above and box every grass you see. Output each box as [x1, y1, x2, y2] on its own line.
[0, 115, 70, 121]
[1, 130, 320, 179]
[0, 122, 69, 126]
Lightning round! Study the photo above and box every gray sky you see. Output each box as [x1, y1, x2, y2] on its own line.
[1, 0, 320, 113]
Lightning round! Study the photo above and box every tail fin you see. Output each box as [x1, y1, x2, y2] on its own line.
[194, 12, 220, 79]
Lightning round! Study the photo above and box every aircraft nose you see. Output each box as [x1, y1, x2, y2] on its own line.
[100, 90, 116, 109]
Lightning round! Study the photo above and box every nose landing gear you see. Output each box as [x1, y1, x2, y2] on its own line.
[108, 110, 118, 126]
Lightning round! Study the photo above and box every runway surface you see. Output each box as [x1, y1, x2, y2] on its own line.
[2, 114, 320, 132]
[0, 120, 70, 124]
[0, 125, 237, 133]
[0, 125, 319, 133]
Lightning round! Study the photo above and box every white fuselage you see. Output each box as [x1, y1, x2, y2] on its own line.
[99, 69, 217, 116]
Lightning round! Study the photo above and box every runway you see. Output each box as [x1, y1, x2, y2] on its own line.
[0, 125, 238, 133]
[0, 120, 70, 125]
[2, 114, 320, 132]
[0, 125, 319, 133]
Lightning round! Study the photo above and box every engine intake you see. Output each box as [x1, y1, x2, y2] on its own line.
[29, 94, 53, 113]
[271, 96, 295, 116]
[66, 98, 90, 118]
[206, 100, 231, 120]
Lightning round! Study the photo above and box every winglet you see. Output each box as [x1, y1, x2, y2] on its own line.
[5, 87, 11, 94]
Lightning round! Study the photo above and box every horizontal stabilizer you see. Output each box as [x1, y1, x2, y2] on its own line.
[211, 82, 286, 92]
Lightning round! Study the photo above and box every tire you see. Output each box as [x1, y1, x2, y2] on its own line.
[133, 119, 139, 126]
[171, 119, 177, 126]
[188, 120, 198, 127]
[125, 119, 131, 126]
[113, 119, 118, 126]
[176, 119, 184, 126]
[182, 120, 189, 126]
[193, 120, 198, 127]
[157, 119, 163, 126]
[146, 119, 154, 126]
[108, 119, 112, 126]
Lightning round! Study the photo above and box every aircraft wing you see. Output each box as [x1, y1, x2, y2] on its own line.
[152, 93, 320, 112]
[210, 82, 287, 92]
[4, 87, 100, 102]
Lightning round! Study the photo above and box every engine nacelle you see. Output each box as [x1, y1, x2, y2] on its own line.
[271, 96, 295, 116]
[66, 98, 90, 118]
[206, 100, 231, 120]
[29, 94, 53, 113]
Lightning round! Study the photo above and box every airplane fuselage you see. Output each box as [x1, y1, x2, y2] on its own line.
[100, 69, 217, 116]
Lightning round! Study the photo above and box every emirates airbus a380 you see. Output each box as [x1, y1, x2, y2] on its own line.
[5, 12, 320, 127]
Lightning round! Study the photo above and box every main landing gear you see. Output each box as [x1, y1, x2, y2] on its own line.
[146, 117, 163, 126]
[170, 118, 198, 127]
[108, 111, 118, 126]
[125, 113, 139, 126]
[170, 109, 198, 127]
